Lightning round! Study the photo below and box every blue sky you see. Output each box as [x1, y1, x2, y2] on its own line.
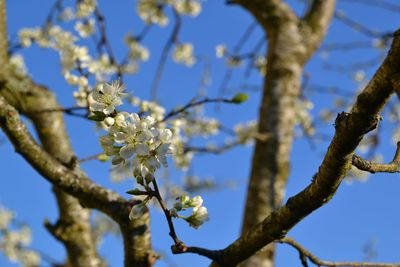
[1, 0, 400, 266]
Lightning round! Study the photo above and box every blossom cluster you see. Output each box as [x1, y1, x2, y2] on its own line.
[17, 0, 143, 108]
[88, 81, 209, 228]
[293, 99, 315, 137]
[173, 43, 196, 66]
[94, 108, 173, 186]
[170, 195, 209, 229]
[136, 0, 202, 27]
[234, 120, 258, 144]
[0, 206, 40, 267]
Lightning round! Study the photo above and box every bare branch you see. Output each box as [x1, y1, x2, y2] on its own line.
[303, 0, 336, 35]
[0, 0, 8, 64]
[341, 0, 400, 13]
[334, 11, 391, 38]
[279, 237, 400, 267]
[352, 141, 400, 173]
[150, 8, 181, 101]
[184, 142, 240, 155]
[205, 29, 400, 267]
[172, 245, 222, 262]
[94, 7, 117, 65]
[231, 0, 298, 34]
[0, 95, 126, 219]
[0, 94, 155, 266]
[321, 40, 375, 52]
[301, 0, 336, 60]
[161, 97, 239, 122]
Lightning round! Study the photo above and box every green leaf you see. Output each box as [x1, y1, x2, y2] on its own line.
[126, 189, 144, 195]
[231, 93, 249, 104]
[88, 111, 107, 121]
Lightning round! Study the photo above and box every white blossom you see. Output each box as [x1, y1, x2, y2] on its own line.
[76, 0, 97, 18]
[186, 206, 209, 229]
[9, 54, 27, 75]
[173, 0, 202, 16]
[215, 44, 227, 58]
[89, 81, 125, 115]
[137, 0, 169, 26]
[353, 70, 366, 82]
[58, 7, 75, 21]
[0, 209, 40, 267]
[173, 43, 196, 66]
[254, 55, 267, 76]
[170, 195, 208, 228]
[0, 206, 13, 230]
[125, 37, 150, 62]
[234, 120, 258, 144]
[75, 18, 96, 38]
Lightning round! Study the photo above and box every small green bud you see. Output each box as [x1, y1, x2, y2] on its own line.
[126, 188, 143, 195]
[88, 111, 107, 121]
[97, 154, 109, 162]
[231, 93, 249, 104]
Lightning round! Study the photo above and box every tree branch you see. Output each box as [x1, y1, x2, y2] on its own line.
[279, 237, 400, 267]
[0, 92, 155, 266]
[0, 0, 8, 64]
[303, 0, 336, 34]
[203, 29, 400, 267]
[231, 0, 298, 35]
[302, 0, 336, 60]
[161, 97, 239, 122]
[352, 141, 400, 173]
[150, 8, 181, 101]
[0, 1, 106, 265]
[232, 1, 335, 266]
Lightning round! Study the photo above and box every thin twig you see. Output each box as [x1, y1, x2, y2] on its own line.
[279, 237, 400, 267]
[323, 54, 384, 72]
[334, 11, 389, 38]
[161, 97, 236, 122]
[321, 41, 376, 51]
[151, 178, 181, 245]
[94, 7, 117, 65]
[78, 152, 103, 163]
[341, 0, 400, 13]
[184, 141, 240, 154]
[150, 8, 181, 101]
[217, 21, 259, 98]
[31, 106, 89, 118]
[352, 141, 400, 173]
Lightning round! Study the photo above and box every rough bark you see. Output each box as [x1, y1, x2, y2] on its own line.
[207, 28, 400, 266]
[233, 0, 336, 266]
[0, 80, 155, 267]
[0, 2, 154, 265]
[0, 1, 103, 265]
[0, 0, 8, 64]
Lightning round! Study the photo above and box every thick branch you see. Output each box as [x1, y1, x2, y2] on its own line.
[279, 237, 400, 267]
[0, 1, 105, 265]
[303, 0, 336, 34]
[0, 94, 155, 266]
[204, 29, 400, 267]
[0, 0, 8, 64]
[352, 142, 400, 173]
[302, 0, 336, 58]
[0, 94, 126, 220]
[234, 1, 335, 266]
[231, 0, 298, 35]
[19, 84, 103, 266]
